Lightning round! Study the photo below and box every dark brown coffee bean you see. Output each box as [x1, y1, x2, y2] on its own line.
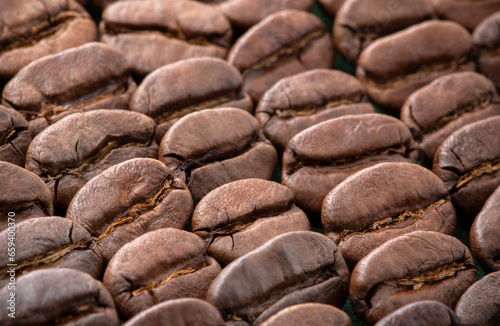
[401, 72, 500, 163]
[192, 179, 310, 266]
[334, 0, 435, 64]
[255, 69, 374, 151]
[67, 158, 192, 263]
[374, 300, 459, 326]
[322, 162, 456, 265]
[473, 12, 500, 88]
[357, 20, 474, 111]
[130, 57, 252, 144]
[433, 116, 500, 218]
[100, 0, 232, 78]
[0, 216, 102, 288]
[0, 268, 119, 326]
[470, 185, 500, 273]
[104, 228, 221, 320]
[282, 113, 418, 214]
[207, 231, 350, 325]
[2, 42, 136, 136]
[0, 105, 31, 166]
[159, 107, 277, 203]
[228, 9, 334, 103]
[350, 231, 477, 325]
[0, 0, 97, 81]
[427, 0, 500, 31]
[260, 303, 351, 326]
[0, 162, 53, 230]
[25, 109, 158, 211]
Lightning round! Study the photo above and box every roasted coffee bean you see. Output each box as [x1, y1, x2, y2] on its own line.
[356, 20, 474, 111]
[130, 57, 252, 144]
[25, 109, 158, 212]
[350, 231, 477, 325]
[470, 185, 500, 273]
[334, 0, 435, 64]
[473, 12, 500, 88]
[0, 0, 97, 82]
[322, 162, 456, 265]
[67, 158, 192, 263]
[0, 216, 102, 288]
[374, 300, 459, 326]
[318, 0, 346, 17]
[159, 107, 277, 203]
[2, 42, 136, 136]
[228, 9, 334, 103]
[0, 105, 31, 166]
[104, 228, 221, 320]
[192, 179, 310, 266]
[260, 303, 351, 326]
[0, 268, 119, 326]
[433, 116, 500, 218]
[427, 0, 500, 31]
[455, 270, 500, 326]
[255, 69, 374, 151]
[100, 0, 232, 78]
[401, 72, 500, 163]
[282, 113, 418, 214]
[207, 231, 350, 325]
[0, 162, 53, 230]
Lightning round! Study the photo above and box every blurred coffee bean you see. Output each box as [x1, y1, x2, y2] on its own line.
[427, 0, 500, 31]
[0, 105, 31, 166]
[260, 303, 351, 326]
[473, 12, 500, 88]
[374, 300, 459, 326]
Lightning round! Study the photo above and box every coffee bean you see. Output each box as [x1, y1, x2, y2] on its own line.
[318, 0, 346, 18]
[0, 105, 31, 166]
[260, 303, 351, 326]
[473, 12, 500, 88]
[374, 300, 459, 326]
[427, 0, 500, 31]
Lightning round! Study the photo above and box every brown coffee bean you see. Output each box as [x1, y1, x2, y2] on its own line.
[228, 9, 334, 103]
[192, 179, 310, 266]
[401, 72, 500, 163]
[433, 116, 500, 218]
[260, 303, 351, 326]
[0, 105, 31, 166]
[0, 162, 53, 230]
[318, 0, 346, 17]
[0, 268, 119, 326]
[282, 113, 418, 214]
[350, 231, 477, 325]
[470, 185, 500, 273]
[0, 0, 97, 81]
[334, 0, 435, 64]
[255, 69, 374, 151]
[104, 228, 221, 320]
[0, 216, 102, 288]
[100, 0, 232, 78]
[2, 42, 136, 136]
[473, 12, 500, 88]
[207, 231, 350, 325]
[427, 0, 500, 31]
[322, 162, 456, 265]
[374, 300, 459, 326]
[356, 20, 474, 111]
[159, 107, 277, 203]
[130, 57, 253, 144]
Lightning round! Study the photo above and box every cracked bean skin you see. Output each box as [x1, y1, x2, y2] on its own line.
[473, 12, 500, 89]
[374, 300, 459, 326]
[433, 116, 500, 218]
[350, 231, 476, 325]
[67, 158, 192, 263]
[260, 303, 351, 326]
[0, 105, 32, 166]
[103, 228, 221, 320]
[192, 178, 310, 266]
[322, 162, 456, 266]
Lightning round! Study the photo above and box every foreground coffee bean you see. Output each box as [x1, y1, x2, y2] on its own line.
[67, 158, 192, 263]
[473, 12, 500, 88]
[350, 231, 476, 325]
[0, 105, 31, 166]
[400, 71, 500, 163]
[356, 20, 474, 111]
[374, 300, 459, 326]
[260, 303, 351, 326]
[255, 69, 374, 151]
[192, 179, 310, 266]
[159, 108, 277, 203]
[130, 58, 252, 143]
[0, 216, 102, 288]
[228, 9, 334, 103]
[207, 231, 350, 325]
[322, 162, 456, 265]
[104, 228, 221, 320]
[0, 162, 53, 230]
[470, 185, 500, 273]
[427, 0, 500, 31]
[433, 116, 500, 218]
[282, 113, 418, 214]
[0, 268, 119, 326]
